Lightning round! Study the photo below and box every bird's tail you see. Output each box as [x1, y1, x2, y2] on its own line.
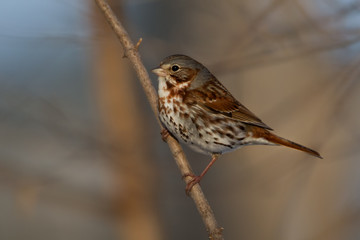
[251, 127, 322, 158]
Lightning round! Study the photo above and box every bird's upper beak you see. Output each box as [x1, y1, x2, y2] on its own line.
[152, 67, 167, 78]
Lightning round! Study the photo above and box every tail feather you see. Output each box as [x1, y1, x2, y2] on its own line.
[251, 127, 322, 158]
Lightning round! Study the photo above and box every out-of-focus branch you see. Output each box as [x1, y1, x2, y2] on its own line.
[225, 0, 287, 54]
[94, 0, 224, 239]
[212, 35, 360, 74]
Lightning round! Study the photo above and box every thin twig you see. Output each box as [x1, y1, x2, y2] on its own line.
[94, 0, 224, 239]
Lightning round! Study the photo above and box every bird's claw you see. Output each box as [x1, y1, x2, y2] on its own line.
[183, 173, 202, 196]
[161, 128, 170, 142]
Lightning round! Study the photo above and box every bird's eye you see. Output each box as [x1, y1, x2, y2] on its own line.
[171, 65, 180, 72]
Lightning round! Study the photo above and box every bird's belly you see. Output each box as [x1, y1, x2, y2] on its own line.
[159, 99, 246, 154]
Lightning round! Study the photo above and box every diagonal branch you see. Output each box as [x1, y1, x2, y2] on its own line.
[94, 0, 224, 239]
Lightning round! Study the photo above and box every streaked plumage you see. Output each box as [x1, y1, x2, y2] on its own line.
[153, 54, 321, 194]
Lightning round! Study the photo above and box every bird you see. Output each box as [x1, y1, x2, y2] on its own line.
[152, 54, 322, 194]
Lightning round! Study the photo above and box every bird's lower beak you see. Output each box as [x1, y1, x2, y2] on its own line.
[152, 67, 167, 77]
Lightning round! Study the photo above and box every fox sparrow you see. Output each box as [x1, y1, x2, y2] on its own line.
[152, 54, 322, 194]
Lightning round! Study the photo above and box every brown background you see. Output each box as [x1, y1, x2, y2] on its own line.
[0, 0, 359, 239]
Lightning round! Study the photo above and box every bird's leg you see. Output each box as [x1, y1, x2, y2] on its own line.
[183, 154, 220, 195]
[160, 128, 170, 142]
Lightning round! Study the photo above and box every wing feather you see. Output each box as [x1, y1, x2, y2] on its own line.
[185, 79, 273, 130]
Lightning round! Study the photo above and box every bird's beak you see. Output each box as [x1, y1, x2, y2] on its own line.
[152, 67, 167, 77]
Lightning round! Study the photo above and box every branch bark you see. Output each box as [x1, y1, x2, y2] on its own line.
[94, 0, 224, 239]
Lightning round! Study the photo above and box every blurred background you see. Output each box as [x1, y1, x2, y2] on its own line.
[1, 0, 360, 239]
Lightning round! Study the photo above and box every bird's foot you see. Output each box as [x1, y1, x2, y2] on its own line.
[183, 173, 202, 196]
[160, 128, 170, 142]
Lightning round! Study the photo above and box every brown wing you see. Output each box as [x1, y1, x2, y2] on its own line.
[203, 95, 273, 130]
[186, 79, 273, 130]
